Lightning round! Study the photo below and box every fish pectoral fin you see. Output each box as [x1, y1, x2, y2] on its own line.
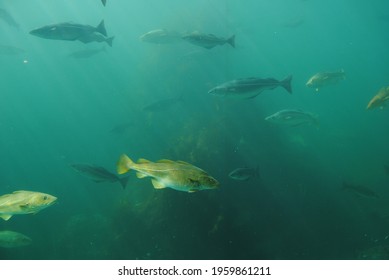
[0, 214, 13, 221]
[19, 203, 29, 209]
[136, 172, 148, 179]
[151, 179, 166, 189]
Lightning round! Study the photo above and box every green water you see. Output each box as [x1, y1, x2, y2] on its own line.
[0, 0, 389, 259]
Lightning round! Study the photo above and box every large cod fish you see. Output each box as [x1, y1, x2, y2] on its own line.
[117, 154, 219, 193]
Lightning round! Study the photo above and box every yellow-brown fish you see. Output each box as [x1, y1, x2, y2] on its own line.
[0, 190, 57, 221]
[367, 86, 389, 110]
[117, 154, 219, 193]
[306, 69, 346, 92]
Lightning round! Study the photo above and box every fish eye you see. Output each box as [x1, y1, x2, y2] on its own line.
[43, 196, 48, 200]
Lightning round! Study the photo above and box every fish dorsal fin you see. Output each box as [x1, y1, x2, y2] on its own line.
[13, 190, 29, 194]
[157, 159, 175, 164]
[151, 179, 166, 189]
[137, 158, 151, 164]
[136, 172, 148, 179]
[0, 214, 12, 221]
[176, 160, 192, 165]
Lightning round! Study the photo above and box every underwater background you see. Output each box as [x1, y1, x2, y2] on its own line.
[1, 0, 389, 259]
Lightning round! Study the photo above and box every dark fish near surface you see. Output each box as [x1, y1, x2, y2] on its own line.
[0, 45, 25, 56]
[142, 95, 183, 112]
[140, 29, 182, 44]
[182, 31, 235, 49]
[0, 8, 19, 29]
[30, 20, 114, 47]
[101, 0, 107, 6]
[342, 182, 379, 199]
[209, 75, 292, 99]
[265, 109, 318, 127]
[0, 231, 31, 248]
[229, 167, 259, 181]
[70, 163, 129, 189]
[68, 46, 106, 59]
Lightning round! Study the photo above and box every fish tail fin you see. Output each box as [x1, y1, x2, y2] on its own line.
[96, 20, 107, 37]
[227, 34, 235, 48]
[281, 75, 293, 94]
[118, 176, 130, 189]
[117, 154, 134, 175]
[106, 36, 114, 47]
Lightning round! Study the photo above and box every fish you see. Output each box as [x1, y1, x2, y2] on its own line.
[0, 190, 57, 221]
[140, 29, 182, 44]
[109, 122, 133, 135]
[68, 46, 107, 59]
[209, 75, 292, 99]
[101, 0, 107, 6]
[29, 20, 114, 47]
[0, 231, 32, 248]
[70, 163, 129, 189]
[117, 154, 219, 193]
[0, 45, 25, 56]
[182, 31, 235, 49]
[142, 95, 183, 112]
[306, 69, 346, 92]
[0, 8, 19, 29]
[229, 167, 259, 181]
[342, 182, 379, 199]
[265, 109, 319, 127]
[366, 86, 389, 110]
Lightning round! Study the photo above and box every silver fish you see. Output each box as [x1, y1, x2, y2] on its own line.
[140, 29, 182, 44]
[0, 45, 25, 56]
[229, 167, 259, 181]
[30, 20, 114, 47]
[182, 32, 235, 49]
[0, 8, 19, 29]
[265, 109, 318, 127]
[70, 163, 129, 189]
[342, 182, 379, 199]
[0, 231, 32, 248]
[306, 69, 346, 92]
[209, 75, 292, 99]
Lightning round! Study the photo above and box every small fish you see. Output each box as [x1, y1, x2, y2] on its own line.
[30, 20, 114, 47]
[109, 122, 133, 135]
[265, 109, 319, 127]
[366, 86, 389, 110]
[182, 31, 235, 49]
[117, 154, 219, 193]
[0, 8, 19, 29]
[142, 95, 183, 112]
[209, 75, 292, 99]
[101, 0, 107, 6]
[70, 163, 129, 189]
[0, 231, 32, 248]
[0, 45, 25, 56]
[306, 69, 346, 92]
[229, 167, 259, 181]
[140, 29, 182, 44]
[68, 47, 107, 59]
[0, 191, 57, 221]
[342, 181, 379, 199]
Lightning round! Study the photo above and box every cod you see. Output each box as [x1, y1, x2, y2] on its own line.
[306, 69, 345, 92]
[367, 86, 389, 110]
[0, 190, 57, 221]
[117, 154, 219, 193]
